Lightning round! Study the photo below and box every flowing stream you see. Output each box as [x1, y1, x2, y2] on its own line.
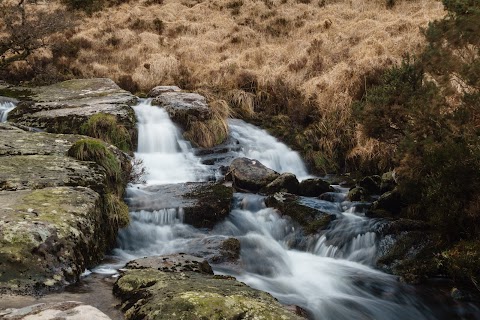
[97, 101, 479, 319]
[0, 101, 15, 122]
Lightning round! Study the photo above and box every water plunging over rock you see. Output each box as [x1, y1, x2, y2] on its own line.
[0, 99, 16, 122]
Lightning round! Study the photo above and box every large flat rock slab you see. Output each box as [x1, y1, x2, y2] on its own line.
[0, 155, 106, 192]
[0, 123, 83, 156]
[6, 79, 137, 137]
[0, 187, 105, 294]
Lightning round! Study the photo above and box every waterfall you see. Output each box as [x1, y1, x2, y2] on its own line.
[0, 101, 16, 122]
[132, 99, 208, 185]
[229, 119, 311, 180]
[94, 101, 476, 319]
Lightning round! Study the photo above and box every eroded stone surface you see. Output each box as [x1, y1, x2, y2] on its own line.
[0, 301, 112, 319]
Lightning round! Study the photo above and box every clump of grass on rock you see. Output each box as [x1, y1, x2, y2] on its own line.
[80, 113, 133, 152]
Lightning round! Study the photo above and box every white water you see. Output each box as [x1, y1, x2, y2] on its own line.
[96, 101, 478, 319]
[133, 99, 208, 184]
[0, 101, 15, 122]
[229, 119, 311, 180]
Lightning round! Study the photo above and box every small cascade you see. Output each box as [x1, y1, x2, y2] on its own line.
[229, 119, 311, 180]
[133, 99, 209, 185]
[0, 101, 16, 122]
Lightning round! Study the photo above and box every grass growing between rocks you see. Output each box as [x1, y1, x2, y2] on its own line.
[68, 138, 122, 189]
[80, 113, 133, 152]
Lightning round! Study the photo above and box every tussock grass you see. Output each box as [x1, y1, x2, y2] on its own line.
[67, 138, 123, 191]
[104, 192, 130, 228]
[29, 0, 444, 171]
[185, 97, 231, 147]
[80, 113, 132, 152]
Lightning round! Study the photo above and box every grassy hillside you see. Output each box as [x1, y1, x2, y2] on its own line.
[1, 0, 444, 172]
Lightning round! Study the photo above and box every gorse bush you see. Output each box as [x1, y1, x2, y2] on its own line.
[356, 0, 480, 286]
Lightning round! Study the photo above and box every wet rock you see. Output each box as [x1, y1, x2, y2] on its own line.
[318, 192, 346, 203]
[347, 186, 369, 201]
[114, 268, 303, 320]
[0, 187, 106, 294]
[169, 236, 241, 264]
[358, 175, 381, 195]
[227, 157, 280, 193]
[262, 172, 299, 194]
[0, 301, 111, 319]
[148, 85, 181, 97]
[297, 178, 333, 197]
[265, 193, 334, 234]
[380, 171, 397, 193]
[367, 188, 403, 217]
[7, 79, 137, 143]
[127, 182, 233, 229]
[125, 254, 214, 275]
[152, 91, 212, 128]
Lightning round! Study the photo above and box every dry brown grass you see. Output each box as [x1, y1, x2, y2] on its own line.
[22, 0, 445, 171]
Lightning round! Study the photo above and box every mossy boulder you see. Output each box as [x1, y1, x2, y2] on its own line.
[357, 175, 381, 195]
[265, 193, 334, 234]
[262, 172, 300, 194]
[6, 79, 137, 152]
[367, 188, 403, 217]
[227, 158, 280, 193]
[114, 265, 303, 320]
[0, 187, 106, 294]
[0, 126, 131, 294]
[297, 178, 333, 197]
[347, 187, 370, 201]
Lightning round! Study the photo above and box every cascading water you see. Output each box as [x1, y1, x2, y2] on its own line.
[229, 119, 311, 180]
[97, 101, 479, 319]
[0, 101, 16, 122]
[132, 99, 208, 184]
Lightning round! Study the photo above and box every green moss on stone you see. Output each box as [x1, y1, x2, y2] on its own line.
[80, 113, 132, 152]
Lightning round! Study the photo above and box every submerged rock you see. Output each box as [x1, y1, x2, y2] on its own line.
[114, 258, 303, 320]
[265, 193, 334, 234]
[0, 301, 111, 319]
[227, 157, 280, 192]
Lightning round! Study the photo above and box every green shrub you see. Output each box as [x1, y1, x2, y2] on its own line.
[80, 113, 132, 152]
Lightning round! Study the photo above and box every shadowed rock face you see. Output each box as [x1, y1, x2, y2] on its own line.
[6, 79, 137, 145]
[114, 256, 304, 320]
